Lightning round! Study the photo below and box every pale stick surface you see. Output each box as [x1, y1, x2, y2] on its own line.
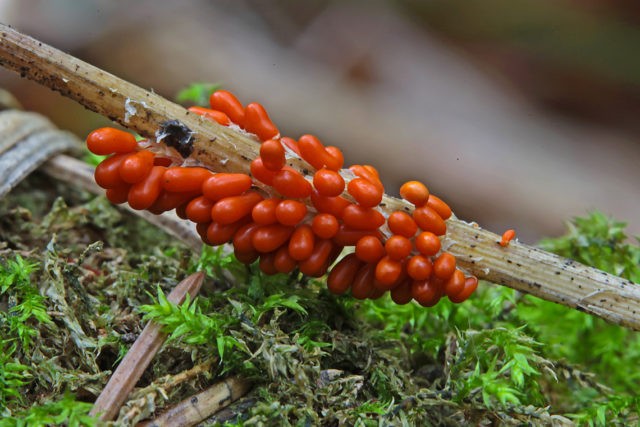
[138, 377, 251, 427]
[119, 360, 218, 425]
[1, 24, 639, 329]
[90, 272, 205, 421]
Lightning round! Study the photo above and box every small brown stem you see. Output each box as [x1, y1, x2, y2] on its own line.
[137, 377, 251, 427]
[0, 24, 638, 330]
[118, 359, 218, 425]
[90, 272, 205, 421]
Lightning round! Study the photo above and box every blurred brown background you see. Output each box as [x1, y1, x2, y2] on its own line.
[1, 0, 639, 242]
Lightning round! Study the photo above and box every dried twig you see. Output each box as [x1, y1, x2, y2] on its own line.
[137, 377, 251, 427]
[90, 272, 205, 421]
[1, 24, 639, 329]
[119, 359, 218, 425]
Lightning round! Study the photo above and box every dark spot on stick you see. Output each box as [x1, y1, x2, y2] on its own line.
[157, 120, 194, 158]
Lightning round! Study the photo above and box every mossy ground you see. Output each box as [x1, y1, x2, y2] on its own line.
[0, 173, 639, 426]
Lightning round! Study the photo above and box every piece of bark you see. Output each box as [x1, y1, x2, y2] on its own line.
[137, 377, 251, 427]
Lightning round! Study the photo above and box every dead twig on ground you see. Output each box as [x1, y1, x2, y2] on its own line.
[137, 377, 251, 427]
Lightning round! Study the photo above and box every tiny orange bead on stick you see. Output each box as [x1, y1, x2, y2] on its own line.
[298, 135, 343, 171]
[211, 191, 263, 225]
[207, 220, 246, 246]
[209, 90, 245, 127]
[87, 127, 138, 155]
[384, 235, 412, 261]
[185, 196, 215, 224]
[323, 146, 344, 171]
[244, 102, 279, 142]
[128, 166, 167, 210]
[399, 181, 429, 206]
[426, 195, 452, 220]
[272, 169, 312, 199]
[333, 225, 381, 247]
[310, 190, 350, 218]
[387, 211, 418, 238]
[351, 264, 376, 300]
[374, 256, 404, 290]
[188, 106, 231, 126]
[250, 158, 278, 186]
[119, 150, 155, 184]
[313, 169, 345, 197]
[149, 190, 199, 214]
[342, 205, 385, 231]
[347, 178, 383, 208]
[355, 235, 385, 263]
[350, 165, 383, 191]
[235, 248, 259, 265]
[260, 139, 286, 172]
[258, 252, 279, 275]
[327, 253, 362, 295]
[390, 279, 413, 305]
[448, 276, 479, 303]
[95, 153, 128, 189]
[252, 224, 294, 253]
[281, 137, 301, 155]
[163, 167, 213, 193]
[412, 279, 441, 307]
[288, 224, 315, 261]
[274, 246, 297, 273]
[415, 231, 441, 257]
[433, 252, 456, 281]
[444, 269, 465, 297]
[202, 173, 253, 201]
[299, 239, 335, 277]
[500, 229, 516, 247]
[413, 206, 447, 236]
[406, 255, 433, 281]
[252, 199, 280, 225]
[233, 222, 262, 254]
[308, 213, 337, 239]
[105, 185, 130, 205]
[275, 200, 308, 226]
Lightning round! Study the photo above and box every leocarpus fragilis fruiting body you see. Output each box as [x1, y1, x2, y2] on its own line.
[86, 90, 478, 306]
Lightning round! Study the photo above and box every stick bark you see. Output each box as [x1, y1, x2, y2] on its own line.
[137, 377, 251, 427]
[1, 23, 638, 330]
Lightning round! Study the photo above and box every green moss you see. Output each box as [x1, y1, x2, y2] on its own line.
[2, 174, 638, 426]
[539, 211, 640, 283]
[0, 392, 97, 427]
